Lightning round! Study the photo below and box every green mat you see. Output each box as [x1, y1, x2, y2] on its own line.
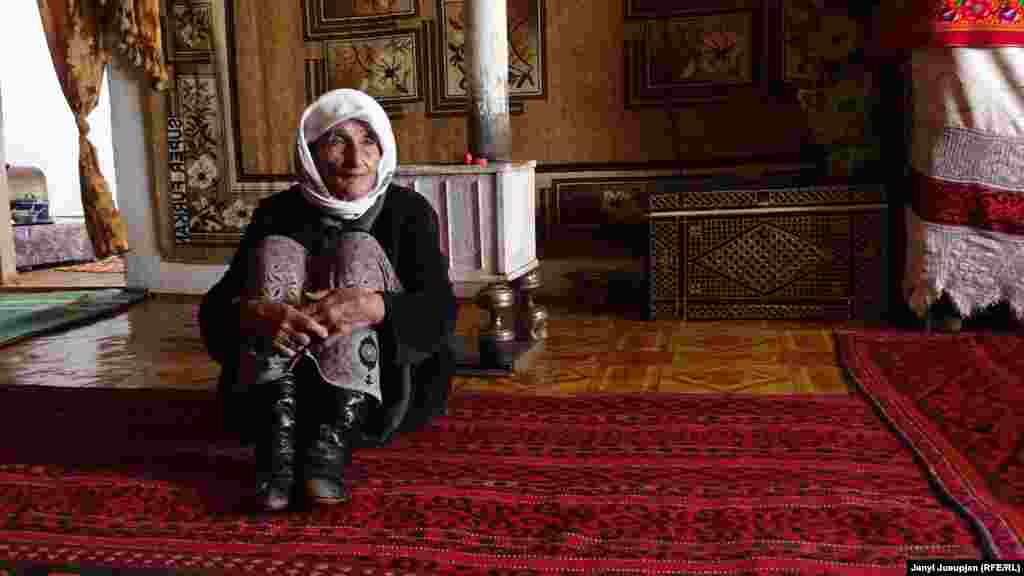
[0, 289, 148, 348]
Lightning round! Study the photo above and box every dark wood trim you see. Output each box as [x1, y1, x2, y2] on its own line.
[533, 154, 812, 174]
[531, 0, 548, 103]
[302, 0, 420, 40]
[761, 0, 784, 86]
[424, 19, 457, 116]
[625, 0, 759, 19]
[548, 177, 653, 232]
[549, 176, 662, 185]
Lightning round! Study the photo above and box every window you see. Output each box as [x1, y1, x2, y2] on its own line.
[0, 1, 118, 219]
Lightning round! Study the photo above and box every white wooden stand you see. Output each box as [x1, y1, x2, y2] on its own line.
[396, 160, 547, 362]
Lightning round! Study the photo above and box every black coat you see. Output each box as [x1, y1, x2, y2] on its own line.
[198, 183, 457, 445]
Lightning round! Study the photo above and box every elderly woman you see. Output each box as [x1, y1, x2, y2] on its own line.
[199, 89, 456, 512]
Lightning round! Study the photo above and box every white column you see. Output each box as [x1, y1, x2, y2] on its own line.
[109, 61, 226, 294]
[109, 62, 159, 291]
[464, 0, 511, 161]
[0, 80, 17, 283]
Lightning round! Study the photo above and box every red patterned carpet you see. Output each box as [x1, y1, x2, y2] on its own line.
[0, 387, 987, 574]
[837, 329, 1024, 560]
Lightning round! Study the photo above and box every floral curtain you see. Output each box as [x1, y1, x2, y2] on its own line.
[36, 0, 168, 259]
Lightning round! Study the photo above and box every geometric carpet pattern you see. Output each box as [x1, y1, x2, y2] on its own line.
[837, 328, 1024, 559]
[0, 299, 1002, 573]
[0, 388, 984, 575]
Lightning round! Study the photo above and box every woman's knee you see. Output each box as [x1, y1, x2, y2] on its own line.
[334, 231, 389, 262]
[245, 235, 311, 303]
[322, 232, 400, 292]
[253, 235, 308, 255]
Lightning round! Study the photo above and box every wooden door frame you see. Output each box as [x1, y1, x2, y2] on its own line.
[0, 78, 19, 285]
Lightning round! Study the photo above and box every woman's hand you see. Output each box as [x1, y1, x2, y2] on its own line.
[239, 299, 330, 357]
[301, 287, 386, 338]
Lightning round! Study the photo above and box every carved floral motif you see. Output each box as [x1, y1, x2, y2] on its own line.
[171, 1, 212, 51]
[440, 0, 544, 98]
[326, 32, 420, 100]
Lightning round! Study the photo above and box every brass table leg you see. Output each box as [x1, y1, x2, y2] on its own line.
[475, 283, 516, 364]
[513, 269, 547, 341]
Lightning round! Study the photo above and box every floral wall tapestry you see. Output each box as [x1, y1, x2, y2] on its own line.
[324, 28, 424, 107]
[647, 13, 753, 87]
[625, 8, 756, 107]
[163, 0, 249, 244]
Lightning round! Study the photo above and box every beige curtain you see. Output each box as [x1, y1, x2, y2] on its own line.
[36, 0, 168, 259]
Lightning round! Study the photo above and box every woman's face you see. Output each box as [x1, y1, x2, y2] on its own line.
[313, 119, 382, 201]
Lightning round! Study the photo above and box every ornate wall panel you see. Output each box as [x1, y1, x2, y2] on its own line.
[304, 0, 420, 38]
[159, 0, 427, 257]
[427, 0, 546, 116]
[154, 0, 817, 264]
[163, 0, 238, 248]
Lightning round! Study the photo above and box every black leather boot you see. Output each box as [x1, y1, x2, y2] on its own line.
[304, 387, 371, 505]
[925, 294, 962, 334]
[255, 374, 298, 512]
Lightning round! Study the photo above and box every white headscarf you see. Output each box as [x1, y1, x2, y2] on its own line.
[296, 89, 398, 220]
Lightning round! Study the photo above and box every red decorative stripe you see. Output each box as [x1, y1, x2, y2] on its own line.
[930, 0, 1024, 47]
[910, 170, 1024, 235]
[934, 30, 1024, 46]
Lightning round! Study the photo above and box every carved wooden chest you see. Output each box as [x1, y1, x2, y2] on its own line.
[646, 178, 888, 320]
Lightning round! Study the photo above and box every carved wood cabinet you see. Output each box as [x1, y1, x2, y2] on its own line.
[396, 161, 539, 299]
[647, 178, 889, 320]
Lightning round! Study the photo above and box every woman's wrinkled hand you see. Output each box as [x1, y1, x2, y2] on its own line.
[239, 299, 330, 357]
[301, 287, 386, 338]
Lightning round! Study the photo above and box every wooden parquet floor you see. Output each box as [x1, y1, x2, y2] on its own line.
[453, 303, 852, 396]
[0, 296, 852, 395]
[2, 268, 126, 290]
